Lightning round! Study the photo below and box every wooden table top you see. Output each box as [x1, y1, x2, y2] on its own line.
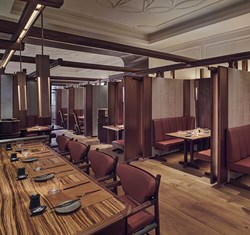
[26, 126, 51, 133]
[103, 124, 124, 132]
[167, 129, 211, 140]
[0, 142, 126, 235]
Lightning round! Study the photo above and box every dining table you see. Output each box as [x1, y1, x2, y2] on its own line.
[103, 124, 124, 140]
[0, 140, 127, 235]
[166, 128, 211, 168]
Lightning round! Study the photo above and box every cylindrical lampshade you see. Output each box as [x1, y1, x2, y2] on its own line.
[36, 54, 51, 117]
[17, 71, 27, 110]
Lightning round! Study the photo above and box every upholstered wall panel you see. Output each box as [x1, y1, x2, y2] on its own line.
[27, 81, 38, 116]
[228, 68, 250, 128]
[74, 88, 84, 110]
[0, 74, 13, 119]
[152, 77, 183, 119]
[61, 89, 68, 108]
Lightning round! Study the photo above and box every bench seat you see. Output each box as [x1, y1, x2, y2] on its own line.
[194, 149, 211, 162]
[154, 138, 184, 152]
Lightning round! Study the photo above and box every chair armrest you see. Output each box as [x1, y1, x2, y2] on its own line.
[97, 175, 113, 182]
[105, 180, 121, 190]
[60, 151, 70, 156]
[128, 200, 154, 217]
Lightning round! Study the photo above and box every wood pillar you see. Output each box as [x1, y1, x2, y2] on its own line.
[84, 85, 93, 137]
[242, 60, 248, 71]
[217, 66, 229, 184]
[124, 76, 152, 161]
[55, 89, 62, 125]
[67, 87, 74, 130]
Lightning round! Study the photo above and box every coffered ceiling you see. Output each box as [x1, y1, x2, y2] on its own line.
[0, 0, 250, 82]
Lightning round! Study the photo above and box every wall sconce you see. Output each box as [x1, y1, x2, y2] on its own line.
[17, 71, 27, 110]
[194, 80, 199, 101]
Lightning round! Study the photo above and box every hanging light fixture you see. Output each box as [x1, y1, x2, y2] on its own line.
[36, 10, 51, 117]
[16, 43, 27, 111]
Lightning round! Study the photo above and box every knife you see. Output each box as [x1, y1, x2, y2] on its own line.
[52, 199, 80, 209]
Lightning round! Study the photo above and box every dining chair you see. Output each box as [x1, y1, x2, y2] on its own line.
[59, 109, 66, 128]
[111, 139, 124, 154]
[116, 163, 161, 235]
[73, 112, 84, 135]
[67, 140, 90, 173]
[53, 134, 72, 155]
[87, 149, 118, 193]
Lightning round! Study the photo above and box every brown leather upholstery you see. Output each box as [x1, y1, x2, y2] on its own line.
[56, 134, 71, 152]
[87, 150, 116, 178]
[194, 149, 211, 162]
[111, 139, 125, 151]
[227, 124, 250, 174]
[117, 163, 160, 235]
[153, 116, 195, 151]
[67, 140, 90, 164]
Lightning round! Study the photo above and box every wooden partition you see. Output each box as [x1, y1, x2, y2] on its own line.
[107, 82, 123, 143]
[124, 76, 152, 161]
[67, 87, 74, 130]
[84, 85, 93, 136]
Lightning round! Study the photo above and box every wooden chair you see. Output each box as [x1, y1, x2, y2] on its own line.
[67, 140, 90, 173]
[87, 149, 118, 193]
[73, 112, 84, 134]
[52, 134, 72, 155]
[115, 163, 161, 235]
[59, 109, 66, 128]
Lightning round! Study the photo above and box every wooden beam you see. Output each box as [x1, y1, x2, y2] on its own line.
[21, 0, 64, 8]
[0, 39, 24, 50]
[50, 76, 99, 82]
[0, 19, 193, 63]
[138, 51, 250, 74]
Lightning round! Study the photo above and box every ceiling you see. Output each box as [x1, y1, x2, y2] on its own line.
[0, 0, 250, 83]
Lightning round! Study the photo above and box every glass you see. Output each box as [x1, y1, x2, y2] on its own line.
[48, 178, 61, 194]
[22, 149, 30, 158]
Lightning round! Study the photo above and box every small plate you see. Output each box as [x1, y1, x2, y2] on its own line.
[185, 134, 192, 137]
[22, 157, 38, 163]
[33, 173, 54, 182]
[54, 200, 81, 214]
[17, 174, 28, 180]
[5, 147, 12, 151]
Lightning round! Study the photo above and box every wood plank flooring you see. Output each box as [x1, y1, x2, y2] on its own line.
[52, 130, 250, 235]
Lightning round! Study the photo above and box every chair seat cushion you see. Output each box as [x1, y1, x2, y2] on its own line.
[227, 156, 250, 174]
[118, 195, 154, 235]
[112, 139, 125, 150]
[194, 149, 211, 162]
[154, 138, 184, 151]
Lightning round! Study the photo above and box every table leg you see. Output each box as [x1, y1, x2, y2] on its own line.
[179, 139, 189, 168]
[189, 140, 199, 169]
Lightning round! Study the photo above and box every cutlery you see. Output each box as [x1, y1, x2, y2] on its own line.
[33, 163, 66, 171]
[76, 189, 101, 197]
[52, 199, 80, 209]
[63, 181, 90, 190]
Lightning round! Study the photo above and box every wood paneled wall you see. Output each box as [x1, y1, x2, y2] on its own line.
[84, 85, 93, 137]
[67, 87, 74, 130]
[55, 89, 62, 125]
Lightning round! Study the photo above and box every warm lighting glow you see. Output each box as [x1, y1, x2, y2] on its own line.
[17, 4, 43, 42]
[37, 76, 42, 115]
[1, 50, 15, 68]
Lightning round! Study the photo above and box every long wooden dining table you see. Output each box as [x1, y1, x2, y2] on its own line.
[0, 140, 127, 235]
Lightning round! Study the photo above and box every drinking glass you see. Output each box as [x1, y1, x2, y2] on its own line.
[48, 178, 61, 194]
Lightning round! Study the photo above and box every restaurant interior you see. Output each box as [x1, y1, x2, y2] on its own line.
[0, 0, 250, 234]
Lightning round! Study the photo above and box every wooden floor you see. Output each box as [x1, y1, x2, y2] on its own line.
[52, 130, 250, 235]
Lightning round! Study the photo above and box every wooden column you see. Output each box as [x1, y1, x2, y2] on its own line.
[107, 82, 123, 143]
[124, 76, 152, 161]
[242, 60, 248, 71]
[55, 89, 62, 125]
[217, 66, 229, 184]
[84, 85, 93, 137]
[67, 87, 74, 130]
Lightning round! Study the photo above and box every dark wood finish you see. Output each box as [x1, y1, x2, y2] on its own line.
[138, 51, 250, 75]
[97, 109, 108, 143]
[67, 87, 74, 130]
[217, 66, 229, 184]
[84, 85, 93, 136]
[141, 76, 152, 158]
[124, 76, 152, 161]
[0, 119, 20, 139]
[0, 19, 193, 62]
[21, 0, 64, 8]
[0, 39, 24, 50]
[51, 76, 98, 82]
[196, 78, 212, 129]
[242, 60, 248, 71]
[55, 89, 62, 125]
[183, 80, 190, 117]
